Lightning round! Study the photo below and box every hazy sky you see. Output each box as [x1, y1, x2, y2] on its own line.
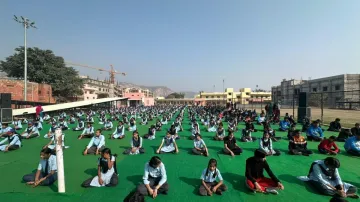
[1, 0, 360, 92]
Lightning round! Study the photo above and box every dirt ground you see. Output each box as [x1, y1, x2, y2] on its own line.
[280, 107, 360, 127]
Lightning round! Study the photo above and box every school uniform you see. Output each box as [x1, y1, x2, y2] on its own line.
[259, 138, 280, 156]
[192, 139, 207, 155]
[160, 137, 176, 153]
[82, 156, 118, 187]
[73, 121, 85, 131]
[137, 162, 169, 195]
[81, 127, 95, 138]
[0, 126, 13, 137]
[123, 137, 145, 155]
[304, 160, 357, 196]
[112, 125, 125, 139]
[22, 155, 58, 186]
[141, 118, 148, 125]
[21, 126, 40, 138]
[129, 121, 137, 132]
[47, 133, 66, 150]
[86, 135, 105, 154]
[59, 121, 68, 131]
[199, 168, 227, 196]
[161, 118, 168, 125]
[191, 125, 200, 140]
[44, 126, 58, 138]
[207, 122, 217, 132]
[12, 120, 23, 130]
[103, 122, 113, 131]
[144, 128, 156, 140]
[214, 128, 225, 140]
[155, 122, 162, 131]
[0, 134, 21, 151]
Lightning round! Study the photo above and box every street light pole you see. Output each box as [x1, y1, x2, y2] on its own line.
[13, 15, 37, 101]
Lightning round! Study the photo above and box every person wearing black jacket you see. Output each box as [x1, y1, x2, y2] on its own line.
[245, 149, 284, 195]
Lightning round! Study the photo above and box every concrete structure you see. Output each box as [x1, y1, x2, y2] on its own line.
[123, 88, 154, 106]
[271, 74, 360, 107]
[197, 88, 271, 104]
[155, 88, 271, 106]
[80, 76, 154, 106]
[0, 78, 56, 103]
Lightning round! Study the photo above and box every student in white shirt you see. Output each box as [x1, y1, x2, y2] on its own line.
[137, 156, 169, 198]
[111, 121, 125, 139]
[83, 129, 105, 155]
[214, 123, 225, 141]
[156, 132, 179, 154]
[0, 129, 21, 152]
[22, 148, 57, 187]
[59, 119, 68, 131]
[199, 159, 227, 196]
[0, 123, 13, 138]
[69, 115, 76, 124]
[44, 122, 57, 138]
[21, 122, 40, 139]
[78, 123, 95, 139]
[12, 118, 23, 130]
[43, 128, 68, 151]
[123, 131, 145, 155]
[193, 134, 209, 156]
[82, 148, 118, 187]
[73, 117, 85, 131]
[102, 119, 113, 131]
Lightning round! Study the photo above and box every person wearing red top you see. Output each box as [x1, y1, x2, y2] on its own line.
[318, 136, 340, 155]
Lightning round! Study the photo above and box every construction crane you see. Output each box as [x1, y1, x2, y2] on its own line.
[65, 61, 126, 98]
[65, 62, 126, 84]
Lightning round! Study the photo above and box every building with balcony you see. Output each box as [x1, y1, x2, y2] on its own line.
[155, 88, 271, 106]
[122, 88, 154, 106]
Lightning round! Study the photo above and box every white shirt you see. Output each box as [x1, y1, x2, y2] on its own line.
[113, 125, 124, 135]
[37, 155, 57, 174]
[200, 168, 223, 183]
[309, 160, 342, 186]
[87, 135, 105, 149]
[82, 127, 94, 135]
[143, 162, 167, 186]
[104, 122, 113, 128]
[0, 135, 21, 147]
[0, 127, 13, 134]
[194, 139, 206, 149]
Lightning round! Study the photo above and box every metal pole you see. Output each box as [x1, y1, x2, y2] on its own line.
[55, 128, 65, 193]
[321, 93, 324, 123]
[24, 20, 27, 101]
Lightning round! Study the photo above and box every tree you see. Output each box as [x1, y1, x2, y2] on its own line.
[0, 47, 84, 100]
[166, 92, 185, 99]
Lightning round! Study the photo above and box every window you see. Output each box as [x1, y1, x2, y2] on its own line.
[246, 93, 250, 96]
[237, 96, 240, 98]
[312, 88, 317, 92]
[38, 90, 42, 94]
[6, 85, 14, 88]
[211, 96, 214, 98]
[93, 97, 95, 99]
[99, 88, 101, 91]
[322, 86, 328, 92]
[87, 97, 89, 99]
[217, 96, 220, 98]
[228, 99, 231, 102]
[228, 93, 232, 96]
[335, 85, 340, 91]
[206, 96, 208, 98]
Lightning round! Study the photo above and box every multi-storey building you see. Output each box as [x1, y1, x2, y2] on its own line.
[271, 74, 360, 107]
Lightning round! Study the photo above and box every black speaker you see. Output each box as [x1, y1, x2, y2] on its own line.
[298, 92, 308, 107]
[1, 108, 13, 123]
[297, 107, 311, 123]
[0, 93, 11, 108]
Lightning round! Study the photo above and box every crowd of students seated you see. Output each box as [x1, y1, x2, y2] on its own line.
[0, 104, 359, 202]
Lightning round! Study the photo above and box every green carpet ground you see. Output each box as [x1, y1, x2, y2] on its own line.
[1, 111, 359, 202]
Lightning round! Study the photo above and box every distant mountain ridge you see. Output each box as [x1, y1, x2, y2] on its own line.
[117, 82, 196, 98]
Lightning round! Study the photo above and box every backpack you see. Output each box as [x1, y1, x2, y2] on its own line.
[123, 190, 145, 202]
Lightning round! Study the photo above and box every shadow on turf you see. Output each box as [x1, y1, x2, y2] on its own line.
[127, 175, 143, 186]
[278, 174, 319, 195]
[179, 177, 199, 195]
[221, 172, 253, 195]
[84, 168, 98, 176]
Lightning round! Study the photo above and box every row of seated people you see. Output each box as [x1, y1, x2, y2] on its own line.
[20, 146, 358, 201]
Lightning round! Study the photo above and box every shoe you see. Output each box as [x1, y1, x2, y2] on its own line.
[265, 188, 278, 195]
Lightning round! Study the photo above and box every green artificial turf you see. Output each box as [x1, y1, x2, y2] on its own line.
[0, 111, 359, 202]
